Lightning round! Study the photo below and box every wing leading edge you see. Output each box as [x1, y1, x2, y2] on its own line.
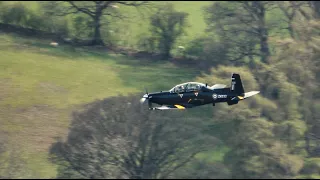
[152, 104, 192, 110]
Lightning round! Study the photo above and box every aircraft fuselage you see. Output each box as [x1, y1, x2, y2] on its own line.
[140, 73, 259, 110]
[147, 88, 239, 108]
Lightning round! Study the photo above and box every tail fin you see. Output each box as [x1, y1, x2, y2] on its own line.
[230, 73, 244, 96]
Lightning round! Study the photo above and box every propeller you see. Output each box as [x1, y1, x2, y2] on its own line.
[140, 88, 152, 109]
[140, 97, 147, 103]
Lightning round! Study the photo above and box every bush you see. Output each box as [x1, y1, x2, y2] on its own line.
[137, 34, 158, 53]
[72, 15, 93, 39]
[0, 3, 29, 26]
[184, 36, 232, 65]
[0, 2, 69, 37]
[25, 11, 48, 30]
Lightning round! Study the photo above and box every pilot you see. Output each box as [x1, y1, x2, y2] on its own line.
[177, 85, 184, 93]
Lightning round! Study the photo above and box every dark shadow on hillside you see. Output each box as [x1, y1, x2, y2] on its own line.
[112, 50, 214, 72]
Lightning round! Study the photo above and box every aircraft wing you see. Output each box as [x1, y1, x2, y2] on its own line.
[152, 104, 193, 110]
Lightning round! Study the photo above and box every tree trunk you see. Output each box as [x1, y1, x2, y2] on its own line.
[311, 1, 320, 19]
[256, 2, 270, 64]
[163, 47, 171, 60]
[162, 38, 172, 60]
[92, 13, 104, 46]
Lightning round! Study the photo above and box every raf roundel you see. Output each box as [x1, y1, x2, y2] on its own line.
[212, 93, 218, 100]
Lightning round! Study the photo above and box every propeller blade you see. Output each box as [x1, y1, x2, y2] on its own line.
[140, 97, 147, 104]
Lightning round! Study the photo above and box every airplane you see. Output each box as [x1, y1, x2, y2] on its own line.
[139, 73, 260, 110]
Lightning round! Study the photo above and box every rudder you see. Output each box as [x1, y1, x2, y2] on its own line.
[230, 73, 244, 96]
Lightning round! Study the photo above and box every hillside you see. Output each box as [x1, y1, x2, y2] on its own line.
[0, 32, 217, 178]
[0, 1, 219, 178]
[1, 1, 319, 179]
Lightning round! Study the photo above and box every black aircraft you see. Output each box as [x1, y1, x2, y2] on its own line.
[140, 73, 260, 110]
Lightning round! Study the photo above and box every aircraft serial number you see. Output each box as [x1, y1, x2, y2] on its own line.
[212, 94, 227, 99]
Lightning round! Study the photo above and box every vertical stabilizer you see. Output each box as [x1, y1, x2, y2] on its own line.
[231, 73, 245, 96]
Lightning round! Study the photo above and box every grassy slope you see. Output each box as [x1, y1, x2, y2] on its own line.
[0, 32, 220, 178]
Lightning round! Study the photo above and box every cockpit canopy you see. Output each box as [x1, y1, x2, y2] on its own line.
[169, 82, 206, 93]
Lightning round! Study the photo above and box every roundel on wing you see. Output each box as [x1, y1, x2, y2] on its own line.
[212, 93, 217, 100]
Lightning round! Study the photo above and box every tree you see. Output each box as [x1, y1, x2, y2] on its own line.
[204, 1, 276, 64]
[277, 2, 302, 38]
[49, 94, 217, 179]
[196, 65, 306, 178]
[149, 3, 188, 59]
[41, 1, 148, 46]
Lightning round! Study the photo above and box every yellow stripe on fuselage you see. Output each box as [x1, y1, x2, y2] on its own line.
[174, 105, 186, 109]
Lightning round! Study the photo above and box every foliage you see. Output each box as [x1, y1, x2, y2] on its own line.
[196, 64, 308, 178]
[149, 3, 189, 59]
[71, 15, 93, 39]
[183, 36, 231, 65]
[0, 2, 69, 36]
[0, 3, 29, 26]
[41, 1, 149, 46]
[49, 94, 217, 179]
[137, 34, 158, 53]
[204, 1, 290, 64]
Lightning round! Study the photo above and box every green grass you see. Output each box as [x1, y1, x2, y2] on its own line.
[0, 32, 217, 178]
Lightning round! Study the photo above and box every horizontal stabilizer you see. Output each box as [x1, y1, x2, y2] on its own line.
[211, 84, 227, 89]
[244, 91, 260, 99]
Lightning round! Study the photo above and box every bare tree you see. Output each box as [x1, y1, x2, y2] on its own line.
[50, 94, 217, 179]
[205, 1, 276, 64]
[277, 1, 311, 39]
[42, 1, 149, 46]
